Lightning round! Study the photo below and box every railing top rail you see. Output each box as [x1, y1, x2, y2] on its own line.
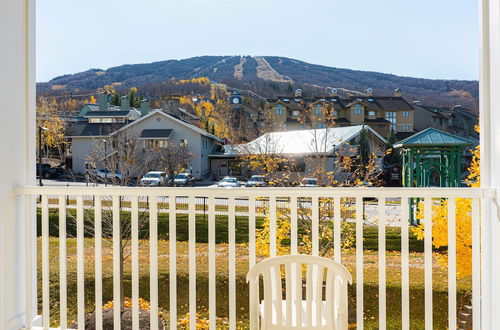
[13, 186, 491, 198]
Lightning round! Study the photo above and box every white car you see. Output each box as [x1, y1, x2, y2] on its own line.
[300, 177, 318, 187]
[95, 168, 123, 181]
[217, 176, 241, 187]
[140, 171, 167, 186]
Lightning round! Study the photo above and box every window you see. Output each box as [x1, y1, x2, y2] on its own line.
[385, 111, 397, 131]
[317, 123, 326, 129]
[368, 111, 376, 116]
[333, 110, 338, 116]
[276, 108, 283, 115]
[353, 104, 363, 115]
[403, 111, 409, 117]
[292, 111, 299, 117]
[179, 139, 188, 148]
[147, 139, 166, 148]
[315, 108, 322, 115]
[89, 118, 101, 123]
[402, 124, 410, 131]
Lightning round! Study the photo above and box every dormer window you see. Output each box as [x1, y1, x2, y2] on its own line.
[368, 111, 376, 116]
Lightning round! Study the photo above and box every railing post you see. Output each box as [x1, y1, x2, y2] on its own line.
[479, 0, 500, 328]
[0, 0, 36, 329]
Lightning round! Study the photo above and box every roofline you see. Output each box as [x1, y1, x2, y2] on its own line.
[360, 124, 387, 144]
[393, 127, 474, 148]
[66, 134, 110, 138]
[109, 109, 223, 142]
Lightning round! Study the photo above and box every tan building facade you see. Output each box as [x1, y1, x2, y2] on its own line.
[266, 92, 415, 138]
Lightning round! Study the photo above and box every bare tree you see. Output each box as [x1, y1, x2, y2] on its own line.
[149, 142, 194, 185]
[69, 128, 192, 320]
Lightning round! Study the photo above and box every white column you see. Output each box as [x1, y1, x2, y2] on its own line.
[479, 0, 500, 328]
[0, 0, 36, 329]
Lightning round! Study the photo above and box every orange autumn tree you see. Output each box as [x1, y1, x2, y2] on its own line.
[413, 125, 480, 277]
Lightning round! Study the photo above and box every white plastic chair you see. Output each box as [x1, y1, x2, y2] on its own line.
[247, 255, 352, 330]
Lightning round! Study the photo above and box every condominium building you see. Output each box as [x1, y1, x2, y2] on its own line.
[266, 89, 415, 138]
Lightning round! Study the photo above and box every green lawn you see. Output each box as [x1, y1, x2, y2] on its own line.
[38, 210, 469, 329]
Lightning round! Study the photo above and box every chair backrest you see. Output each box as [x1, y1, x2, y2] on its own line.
[247, 255, 352, 329]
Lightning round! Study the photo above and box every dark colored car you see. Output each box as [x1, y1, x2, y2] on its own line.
[36, 163, 64, 179]
[173, 173, 195, 187]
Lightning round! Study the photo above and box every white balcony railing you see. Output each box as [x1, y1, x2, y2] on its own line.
[15, 186, 488, 329]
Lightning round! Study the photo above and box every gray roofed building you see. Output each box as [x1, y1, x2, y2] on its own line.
[66, 122, 127, 137]
[84, 111, 131, 117]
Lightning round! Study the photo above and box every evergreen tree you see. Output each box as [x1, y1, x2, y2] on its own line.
[128, 87, 139, 108]
[357, 126, 371, 169]
[110, 93, 120, 106]
[383, 129, 401, 167]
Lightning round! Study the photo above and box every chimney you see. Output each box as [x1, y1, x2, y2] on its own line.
[121, 95, 130, 111]
[98, 92, 107, 110]
[294, 88, 302, 98]
[394, 88, 402, 97]
[364, 88, 373, 96]
[140, 99, 150, 117]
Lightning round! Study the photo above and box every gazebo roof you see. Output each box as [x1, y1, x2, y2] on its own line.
[394, 128, 473, 148]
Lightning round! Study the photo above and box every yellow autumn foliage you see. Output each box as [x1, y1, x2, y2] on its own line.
[103, 297, 151, 311]
[255, 198, 356, 258]
[413, 125, 480, 277]
[177, 77, 211, 85]
[195, 101, 214, 118]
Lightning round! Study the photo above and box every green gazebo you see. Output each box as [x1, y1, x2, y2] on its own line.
[394, 128, 473, 224]
[394, 128, 473, 188]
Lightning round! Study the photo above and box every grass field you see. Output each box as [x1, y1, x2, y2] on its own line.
[38, 210, 470, 329]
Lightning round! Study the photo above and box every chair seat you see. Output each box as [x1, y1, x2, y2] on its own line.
[260, 300, 331, 328]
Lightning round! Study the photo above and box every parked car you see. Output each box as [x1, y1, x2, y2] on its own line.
[173, 173, 195, 187]
[300, 177, 318, 187]
[140, 171, 167, 186]
[217, 176, 241, 187]
[95, 168, 123, 181]
[245, 175, 268, 187]
[36, 163, 64, 179]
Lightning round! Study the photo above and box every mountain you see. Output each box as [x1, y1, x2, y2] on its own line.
[37, 55, 479, 109]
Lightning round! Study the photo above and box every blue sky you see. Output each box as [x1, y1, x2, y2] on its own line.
[36, 0, 478, 82]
